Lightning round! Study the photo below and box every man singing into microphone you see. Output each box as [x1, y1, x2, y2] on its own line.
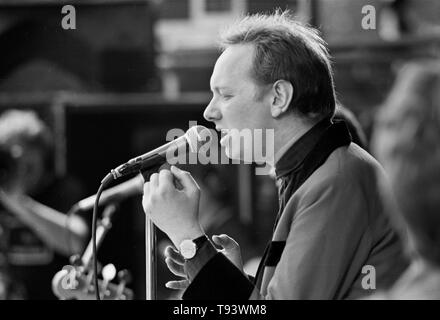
[142, 11, 408, 299]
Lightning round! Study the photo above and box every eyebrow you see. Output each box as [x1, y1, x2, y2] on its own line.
[211, 86, 232, 92]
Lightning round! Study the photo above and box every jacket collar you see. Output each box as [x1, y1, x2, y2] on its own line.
[274, 117, 332, 179]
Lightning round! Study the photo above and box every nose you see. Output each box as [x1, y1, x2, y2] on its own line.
[203, 99, 222, 123]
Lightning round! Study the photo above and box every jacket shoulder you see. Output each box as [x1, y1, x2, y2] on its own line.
[304, 142, 386, 190]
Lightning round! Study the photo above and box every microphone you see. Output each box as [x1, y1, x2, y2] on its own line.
[102, 125, 212, 184]
[72, 174, 144, 212]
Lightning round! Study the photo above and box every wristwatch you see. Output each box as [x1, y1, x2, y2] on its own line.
[179, 235, 209, 260]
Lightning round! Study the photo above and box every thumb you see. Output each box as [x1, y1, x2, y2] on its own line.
[165, 280, 190, 290]
[170, 166, 199, 192]
[212, 234, 239, 251]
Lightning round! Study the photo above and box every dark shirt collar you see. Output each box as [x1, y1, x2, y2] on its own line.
[274, 117, 332, 179]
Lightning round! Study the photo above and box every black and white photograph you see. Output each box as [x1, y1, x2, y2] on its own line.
[0, 0, 439, 310]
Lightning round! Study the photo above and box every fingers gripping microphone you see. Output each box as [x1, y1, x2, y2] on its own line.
[74, 125, 212, 212]
[90, 125, 212, 299]
[101, 125, 212, 185]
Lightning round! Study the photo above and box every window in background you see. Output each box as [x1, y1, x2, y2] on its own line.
[159, 0, 190, 20]
[247, 0, 294, 15]
[205, 0, 232, 13]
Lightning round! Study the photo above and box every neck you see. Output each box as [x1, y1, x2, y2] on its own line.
[266, 115, 317, 167]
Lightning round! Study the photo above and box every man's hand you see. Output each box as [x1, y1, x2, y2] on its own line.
[212, 234, 244, 273]
[142, 166, 204, 247]
[164, 234, 244, 290]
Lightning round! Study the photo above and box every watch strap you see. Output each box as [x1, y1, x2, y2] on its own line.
[192, 234, 209, 250]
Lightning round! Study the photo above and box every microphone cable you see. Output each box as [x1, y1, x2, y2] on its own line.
[92, 173, 113, 300]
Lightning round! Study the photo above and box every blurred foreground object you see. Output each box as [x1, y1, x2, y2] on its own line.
[372, 60, 440, 299]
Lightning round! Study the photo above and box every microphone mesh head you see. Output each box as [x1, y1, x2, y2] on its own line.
[185, 125, 212, 152]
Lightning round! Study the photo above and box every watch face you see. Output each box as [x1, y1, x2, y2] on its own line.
[180, 240, 196, 259]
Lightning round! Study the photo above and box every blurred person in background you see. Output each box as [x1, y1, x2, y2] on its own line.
[334, 103, 368, 151]
[371, 61, 440, 299]
[0, 109, 88, 299]
[143, 11, 408, 300]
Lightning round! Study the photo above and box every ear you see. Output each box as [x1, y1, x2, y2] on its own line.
[270, 80, 294, 118]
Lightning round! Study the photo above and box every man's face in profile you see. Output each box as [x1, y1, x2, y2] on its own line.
[203, 44, 272, 161]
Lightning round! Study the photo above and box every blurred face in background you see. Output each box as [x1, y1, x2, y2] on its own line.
[20, 145, 46, 194]
[0, 110, 52, 195]
[371, 62, 440, 265]
[203, 44, 273, 161]
[4, 143, 46, 195]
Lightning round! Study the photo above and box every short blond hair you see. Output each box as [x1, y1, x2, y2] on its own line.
[219, 10, 335, 119]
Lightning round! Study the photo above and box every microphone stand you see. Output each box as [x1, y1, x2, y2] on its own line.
[145, 215, 156, 300]
[141, 167, 160, 301]
[142, 162, 182, 300]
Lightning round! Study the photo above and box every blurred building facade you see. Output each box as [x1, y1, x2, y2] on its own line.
[156, 0, 440, 136]
[0, 0, 158, 93]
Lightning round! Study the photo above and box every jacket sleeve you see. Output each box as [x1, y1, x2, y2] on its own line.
[182, 243, 256, 300]
[183, 170, 372, 300]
